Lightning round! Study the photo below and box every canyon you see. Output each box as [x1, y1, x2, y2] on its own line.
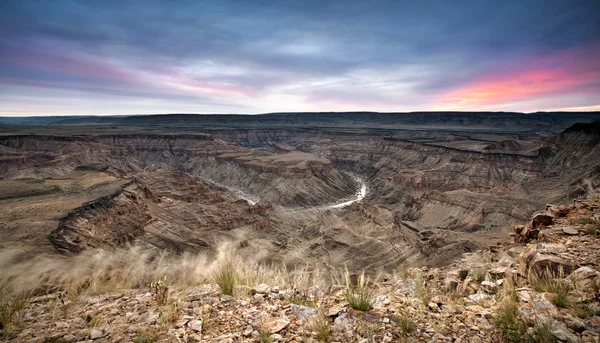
[1, 112, 599, 275]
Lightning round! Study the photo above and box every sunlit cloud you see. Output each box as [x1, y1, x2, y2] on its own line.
[1, 0, 599, 115]
[437, 44, 600, 110]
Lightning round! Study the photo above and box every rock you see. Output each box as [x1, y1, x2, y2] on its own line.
[89, 329, 105, 340]
[568, 266, 600, 288]
[550, 320, 582, 343]
[527, 252, 573, 276]
[481, 281, 498, 293]
[267, 318, 290, 333]
[270, 333, 283, 341]
[254, 284, 271, 294]
[290, 304, 317, 320]
[373, 295, 390, 309]
[516, 288, 533, 303]
[532, 213, 554, 228]
[394, 278, 417, 296]
[428, 302, 440, 312]
[562, 227, 579, 235]
[467, 293, 488, 303]
[457, 269, 469, 280]
[187, 319, 203, 332]
[333, 312, 353, 329]
[55, 321, 70, 328]
[327, 304, 345, 318]
[532, 294, 558, 315]
[63, 334, 77, 342]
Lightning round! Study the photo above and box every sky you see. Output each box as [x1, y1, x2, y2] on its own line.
[0, 0, 599, 116]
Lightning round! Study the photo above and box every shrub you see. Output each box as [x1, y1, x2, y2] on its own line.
[0, 292, 29, 336]
[529, 270, 571, 308]
[494, 300, 527, 342]
[150, 278, 169, 306]
[395, 315, 416, 335]
[471, 267, 486, 283]
[213, 261, 238, 296]
[310, 311, 331, 342]
[528, 324, 557, 343]
[345, 271, 374, 312]
[132, 329, 159, 343]
[286, 290, 315, 307]
[258, 328, 271, 343]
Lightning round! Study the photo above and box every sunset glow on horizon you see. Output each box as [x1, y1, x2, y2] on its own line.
[1, 1, 599, 116]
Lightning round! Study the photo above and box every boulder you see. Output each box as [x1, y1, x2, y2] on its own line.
[531, 213, 554, 228]
[567, 266, 600, 289]
[265, 318, 290, 333]
[187, 319, 203, 332]
[254, 284, 271, 294]
[290, 304, 317, 320]
[526, 252, 573, 276]
[562, 227, 579, 235]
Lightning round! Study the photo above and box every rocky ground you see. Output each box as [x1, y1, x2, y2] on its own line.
[1, 198, 599, 343]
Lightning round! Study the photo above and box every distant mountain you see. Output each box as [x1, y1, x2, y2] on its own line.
[1, 112, 599, 133]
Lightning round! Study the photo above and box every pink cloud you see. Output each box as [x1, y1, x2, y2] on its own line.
[1, 45, 257, 100]
[438, 44, 600, 107]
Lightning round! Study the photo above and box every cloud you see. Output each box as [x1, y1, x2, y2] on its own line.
[436, 44, 600, 109]
[1, 0, 599, 115]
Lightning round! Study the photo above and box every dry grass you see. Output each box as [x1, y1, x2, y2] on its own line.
[413, 271, 432, 305]
[0, 291, 30, 337]
[529, 269, 572, 308]
[345, 270, 374, 312]
[213, 260, 238, 296]
[150, 278, 169, 305]
[395, 315, 416, 335]
[158, 302, 179, 327]
[308, 309, 331, 342]
[0, 244, 327, 302]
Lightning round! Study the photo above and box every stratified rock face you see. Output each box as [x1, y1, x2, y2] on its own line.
[47, 170, 273, 254]
[48, 181, 152, 254]
[0, 134, 357, 208]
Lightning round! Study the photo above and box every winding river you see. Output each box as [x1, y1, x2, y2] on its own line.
[206, 174, 367, 211]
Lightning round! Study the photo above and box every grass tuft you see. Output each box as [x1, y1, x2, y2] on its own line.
[132, 329, 159, 343]
[345, 271, 374, 312]
[258, 328, 271, 343]
[529, 270, 572, 308]
[310, 310, 331, 342]
[395, 315, 416, 335]
[471, 267, 486, 283]
[528, 324, 557, 343]
[213, 261, 238, 296]
[0, 292, 29, 337]
[494, 299, 527, 343]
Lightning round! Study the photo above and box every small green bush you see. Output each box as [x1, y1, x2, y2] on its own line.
[132, 330, 159, 343]
[528, 324, 557, 343]
[395, 315, 416, 335]
[471, 267, 486, 283]
[494, 300, 527, 343]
